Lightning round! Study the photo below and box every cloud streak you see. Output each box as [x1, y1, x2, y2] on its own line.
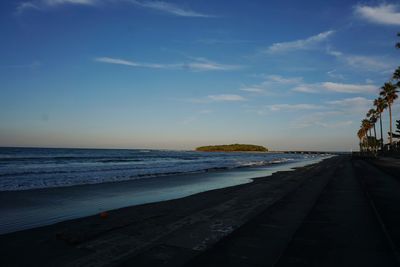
[327, 97, 372, 113]
[17, 0, 98, 13]
[188, 94, 247, 104]
[265, 30, 334, 54]
[355, 3, 400, 26]
[240, 74, 303, 95]
[208, 94, 246, 102]
[269, 104, 322, 112]
[17, 0, 214, 17]
[129, 0, 215, 17]
[293, 82, 378, 94]
[322, 82, 377, 94]
[95, 57, 241, 72]
[326, 48, 395, 72]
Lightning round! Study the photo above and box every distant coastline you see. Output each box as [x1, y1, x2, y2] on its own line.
[196, 144, 268, 152]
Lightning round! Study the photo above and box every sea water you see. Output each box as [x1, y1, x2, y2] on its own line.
[0, 147, 331, 234]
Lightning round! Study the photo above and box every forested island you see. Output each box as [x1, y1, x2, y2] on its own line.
[196, 144, 268, 152]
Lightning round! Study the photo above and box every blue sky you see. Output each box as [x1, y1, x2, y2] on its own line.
[1, 0, 400, 151]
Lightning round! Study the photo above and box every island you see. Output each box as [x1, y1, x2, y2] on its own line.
[195, 144, 268, 152]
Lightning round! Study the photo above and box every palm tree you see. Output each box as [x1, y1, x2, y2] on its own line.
[362, 119, 372, 151]
[373, 97, 387, 150]
[393, 67, 400, 85]
[380, 82, 399, 146]
[357, 128, 365, 152]
[367, 109, 378, 151]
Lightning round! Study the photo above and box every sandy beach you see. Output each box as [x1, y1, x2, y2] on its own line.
[1, 155, 400, 267]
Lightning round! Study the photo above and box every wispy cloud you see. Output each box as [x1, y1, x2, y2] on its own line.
[327, 48, 395, 72]
[355, 3, 400, 26]
[95, 57, 167, 68]
[289, 110, 353, 129]
[327, 69, 345, 80]
[16, 2, 40, 13]
[322, 82, 377, 94]
[269, 103, 322, 112]
[95, 57, 241, 72]
[328, 97, 372, 113]
[129, 0, 215, 17]
[207, 94, 246, 102]
[265, 30, 334, 54]
[17, 0, 214, 17]
[195, 38, 253, 45]
[293, 117, 353, 129]
[293, 81, 377, 94]
[17, 0, 98, 13]
[240, 74, 303, 94]
[263, 75, 303, 84]
[240, 87, 265, 93]
[186, 94, 246, 104]
[184, 58, 242, 71]
[292, 84, 319, 93]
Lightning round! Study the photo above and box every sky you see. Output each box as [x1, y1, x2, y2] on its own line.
[1, 0, 400, 151]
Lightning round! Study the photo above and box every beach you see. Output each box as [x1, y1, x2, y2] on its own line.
[0, 148, 327, 234]
[1, 155, 400, 266]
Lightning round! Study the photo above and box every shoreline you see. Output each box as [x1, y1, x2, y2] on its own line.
[0, 156, 337, 266]
[0, 155, 329, 235]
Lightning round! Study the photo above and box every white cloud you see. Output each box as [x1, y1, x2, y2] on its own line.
[328, 97, 371, 106]
[16, 2, 40, 13]
[95, 57, 241, 72]
[327, 48, 394, 72]
[195, 38, 253, 45]
[365, 79, 374, 84]
[240, 87, 265, 93]
[265, 30, 334, 54]
[129, 0, 214, 17]
[46, 0, 97, 6]
[184, 58, 242, 71]
[293, 82, 378, 94]
[269, 104, 322, 112]
[316, 120, 353, 128]
[322, 82, 377, 94]
[327, 70, 344, 80]
[17, 0, 214, 17]
[241, 74, 303, 94]
[292, 84, 319, 93]
[17, 0, 98, 13]
[328, 97, 372, 113]
[263, 75, 303, 84]
[344, 55, 393, 71]
[355, 3, 400, 25]
[290, 111, 353, 129]
[187, 94, 246, 104]
[207, 94, 246, 102]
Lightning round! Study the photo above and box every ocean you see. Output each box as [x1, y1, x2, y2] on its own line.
[0, 147, 331, 234]
[0, 147, 328, 191]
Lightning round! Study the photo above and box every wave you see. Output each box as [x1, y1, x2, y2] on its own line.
[0, 157, 306, 191]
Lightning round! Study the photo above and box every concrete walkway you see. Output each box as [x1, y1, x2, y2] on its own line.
[186, 156, 399, 267]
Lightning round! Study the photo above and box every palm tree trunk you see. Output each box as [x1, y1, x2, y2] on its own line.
[389, 103, 393, 146]
[380, 113, 383, 150]
[367, 129, 371, 151]
[373, 124, 377, 151]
